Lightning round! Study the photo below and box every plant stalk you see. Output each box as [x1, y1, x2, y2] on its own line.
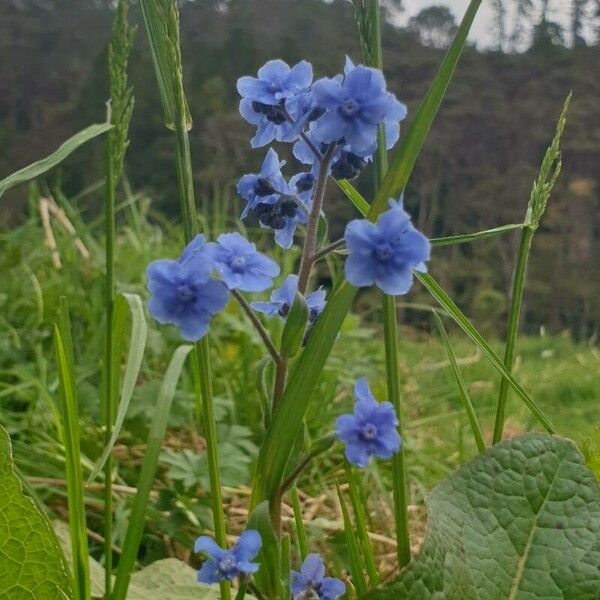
[363, 0, 411, 567]
[493, 226, 534, 443]
[103, 125, 116, 598]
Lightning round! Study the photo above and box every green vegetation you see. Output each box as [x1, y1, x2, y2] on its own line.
[1, 189, 598, 569]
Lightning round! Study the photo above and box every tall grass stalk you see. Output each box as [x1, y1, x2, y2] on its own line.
[55, 297, 91, 600]
[102, 1, 135, 590]
[139, 3, 231, 598]
[355, 0, 411, 567]
[493, 94, 570, 443]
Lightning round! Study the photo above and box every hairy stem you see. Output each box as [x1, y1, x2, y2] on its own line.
[312, 238, 345, 263]
[230, 288, 281, 366]
[297, 143, 336, 294]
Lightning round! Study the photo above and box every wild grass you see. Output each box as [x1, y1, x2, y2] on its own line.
[1, 184, 598, 571]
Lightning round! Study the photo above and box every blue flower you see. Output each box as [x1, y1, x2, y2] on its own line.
[311, 63, 406, 157]
[206, 232, 280, 292]
[146, 235, 229, 341]
[237, 148, 289, 218]
[194, 530, 262, 584]
[251, 275, 326, 323]
[336, 378, 401, 468]
[237, 59, 313, 105]
[344, 201, 430, 295]
[240, 91, 316, 148]
[290, 554, 345, 600]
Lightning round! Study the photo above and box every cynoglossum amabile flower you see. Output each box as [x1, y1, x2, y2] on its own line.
[251, 274, 326, 323]
[344, 200, 430, 295]
[194, 530, 262, 584]
[290, 553, 346, 600]
[335, 377, 401, 468]
[206, 232, 280, 292]
[146, 235, 229, 342]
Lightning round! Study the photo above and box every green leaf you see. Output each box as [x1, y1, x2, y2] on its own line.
[54, 298, 91, 600]
[280, 292, 309, 359]
[247, 501, 281, 599]
[416, 272, 555, 434]
[127, 559, 220, 600]
[0, 426, 73, 600]
[112, 345, 193, 600]
[337, 483, 367, 596]
[430, 223, 526, 247]
[365, 433, 600, 599]
[0, 123, 112, 199]
[88, 293, 148, 484]
[432, 311, 485, 453]
[336, 179, 371, 216]
[370, 0, 482, 214]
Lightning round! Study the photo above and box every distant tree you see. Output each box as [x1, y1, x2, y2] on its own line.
[510, 0, 535, 50]
[407, 5, 457, 48]
[491, 0, 507, 51]
[571, 0, 589, 46]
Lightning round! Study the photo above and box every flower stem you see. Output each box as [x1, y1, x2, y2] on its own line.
[103, 129, 116, 598]
[492, 225, 534, 444]
[171, 26, 231, 600]
[297, 143, 336, 294]
[230, 289, 281, 366]
[361, 0, 411, 567]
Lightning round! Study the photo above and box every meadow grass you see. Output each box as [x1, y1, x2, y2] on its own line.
[1, 188, 597, 569]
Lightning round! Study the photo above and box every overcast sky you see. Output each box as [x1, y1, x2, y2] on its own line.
[396, 1, 575, 47]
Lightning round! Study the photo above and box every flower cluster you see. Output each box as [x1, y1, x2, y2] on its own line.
[146, 233, 279, 341]
[237, 57, 407, 249]
[145, 55, 431, 594]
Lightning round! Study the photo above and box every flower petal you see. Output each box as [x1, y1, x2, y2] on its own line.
[233, 529, 262, 561]
[300, 553, 325, 583]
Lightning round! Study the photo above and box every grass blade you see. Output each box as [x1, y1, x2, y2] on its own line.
[493, 94, 570, 443]
[369, 0, 482, 214]
[290, 485, 308, 561]
[111, 345, 193, 600]
[430, 223, 525, 247]
[336, 179, 371, 216]
[88, 293, 148, 484]
[416, 272, 555, 434]
[432, 311, 485, 453]
[345, 464, 379, 587]
[337, 483, 368, 596]
[0, 123, 112, 199]
[138, 0, 191, 131]
[54, 297, 91, 600]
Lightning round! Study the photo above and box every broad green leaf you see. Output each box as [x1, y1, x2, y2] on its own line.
[365, 433, 600, 599]
[88, 293, 148, 484]
[112, 345, 193, 600]
[127, 559, 223, 600]
[0, 426, 72, 600]
[370, 0, 482, 214]
[54, 521, 105, 599]
[0, 123, 112, 198]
